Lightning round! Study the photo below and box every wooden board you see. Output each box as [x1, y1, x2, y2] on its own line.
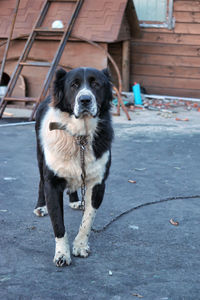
[132, 43, 200, 57]
[137, 87, 200, 99]
[175, 11, 200, 23]
[132, 53, 200, 68]
[132, 64, 200, 80]
[174, 1, 200, 12]
[132, 75, 200, 91]
[133, 32, 200, 46]
[175, 23, 200, 35]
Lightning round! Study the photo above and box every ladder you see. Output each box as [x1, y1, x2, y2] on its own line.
[0, 0, 84, 120]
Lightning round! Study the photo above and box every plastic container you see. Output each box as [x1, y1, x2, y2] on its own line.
[52, 20, 64, 29]
[0, 86, 7, 97]
[132, 82, 143, 105]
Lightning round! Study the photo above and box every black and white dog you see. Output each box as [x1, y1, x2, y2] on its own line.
[34, 67, 113, 266]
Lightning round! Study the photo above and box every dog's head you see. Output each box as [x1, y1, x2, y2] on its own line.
[52, 67, 112, 118]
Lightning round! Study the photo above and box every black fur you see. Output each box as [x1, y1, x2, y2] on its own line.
[34, 67, 113, 264]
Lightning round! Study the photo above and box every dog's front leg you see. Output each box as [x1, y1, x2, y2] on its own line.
[72, 182, 105, 257]
[44, 180, 71, 267]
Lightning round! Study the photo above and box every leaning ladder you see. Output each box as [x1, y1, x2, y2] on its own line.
[0, 0, 84, 120]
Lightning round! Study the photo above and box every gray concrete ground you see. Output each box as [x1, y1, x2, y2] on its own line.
[0, 107, 200, 300]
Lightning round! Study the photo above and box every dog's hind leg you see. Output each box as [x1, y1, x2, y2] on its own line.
[34, 180, 48, 217]
[68, 191, 81, 210]
[72, 183, 105, 257]
[34, 142, 48, 217]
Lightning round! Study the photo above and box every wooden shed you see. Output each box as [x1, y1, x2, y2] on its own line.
[131, 0, 200, 98]
[0, 0, 140, 102]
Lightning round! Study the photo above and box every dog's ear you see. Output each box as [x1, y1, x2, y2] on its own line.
[52, 68, 67, 107]
[102, 68, 112, 82]
[55, 68, 66, 81]
[101, 68, 113, 110]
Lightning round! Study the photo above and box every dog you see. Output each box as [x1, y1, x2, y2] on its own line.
[34, 67, 113, 266]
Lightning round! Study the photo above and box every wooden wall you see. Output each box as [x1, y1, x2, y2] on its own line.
[131, 0, 200, 98]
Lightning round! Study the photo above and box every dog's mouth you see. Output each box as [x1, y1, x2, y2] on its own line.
[74, 107, 97, 119]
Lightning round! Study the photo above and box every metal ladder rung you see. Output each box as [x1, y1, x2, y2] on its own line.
[34, 28, 65, 34]
[48, 0, 78, 2]
[20, 61, 51, 67]
[4, 97, 37, 102]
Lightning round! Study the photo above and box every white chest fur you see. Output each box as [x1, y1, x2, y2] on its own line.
[40, 107, 109, 192]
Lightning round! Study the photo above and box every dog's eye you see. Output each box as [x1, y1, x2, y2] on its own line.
[71, 81, 79, 89]
[90, 80, 100, 89]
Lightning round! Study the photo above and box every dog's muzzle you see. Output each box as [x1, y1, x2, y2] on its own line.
[74, 88, 97, 118]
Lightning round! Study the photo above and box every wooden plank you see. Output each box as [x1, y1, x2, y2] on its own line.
[142, 27, 170, 34]
[132, 53, 200, 68]
[131, 75, 200, 90]
[4, 97, 37, 102]
[175, 11, 200, 23]
[122, 40, 130, 91]
[174, 1, 200, 12]
[56, 0, 77, 1]
[133, 32, 200, 46]
[132, 86, 200, 99]
[108, 42, 122, 88]
[132, 64, 200, 80]
[132, 43, 200, 57]
[34, 28, 64, 33]
[175, 23, 200, 34]
[141, 22, 200, 35]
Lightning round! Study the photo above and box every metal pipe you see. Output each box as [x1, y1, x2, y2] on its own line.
[0, 121, 35, 128]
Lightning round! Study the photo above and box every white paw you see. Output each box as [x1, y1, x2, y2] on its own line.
[33, 205, 48, 217]
[69, 201, 82, 210]
[53, 252, 71, 267]
[72, 241, 90, 257]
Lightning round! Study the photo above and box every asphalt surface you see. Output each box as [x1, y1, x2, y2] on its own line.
[0, 109, 200, 300]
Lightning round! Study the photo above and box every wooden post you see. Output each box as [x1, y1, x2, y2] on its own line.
[122, 40, 130, 91]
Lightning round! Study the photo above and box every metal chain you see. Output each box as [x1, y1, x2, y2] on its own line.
[76, 135, 88, 212]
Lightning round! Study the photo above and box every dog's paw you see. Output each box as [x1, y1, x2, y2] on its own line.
[72, 241, 90, 258]
[69, 201, 82, 210]
[33, 205, 48, 217]
[53, 252, 71, 267]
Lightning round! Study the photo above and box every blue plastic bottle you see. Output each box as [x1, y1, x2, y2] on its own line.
[132, 82, 143, 105]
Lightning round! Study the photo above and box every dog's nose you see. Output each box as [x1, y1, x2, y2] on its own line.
[79, 95, 92, 105]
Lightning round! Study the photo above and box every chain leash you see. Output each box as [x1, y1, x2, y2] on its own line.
[76, 135, 88, 212]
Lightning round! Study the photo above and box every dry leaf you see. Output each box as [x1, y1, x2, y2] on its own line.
[169, 218, 179, 226]
[175, 117, 189, 121]
[128, 180, 136, 184]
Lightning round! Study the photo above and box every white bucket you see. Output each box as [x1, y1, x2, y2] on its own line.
[0, 86, 7, 96]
